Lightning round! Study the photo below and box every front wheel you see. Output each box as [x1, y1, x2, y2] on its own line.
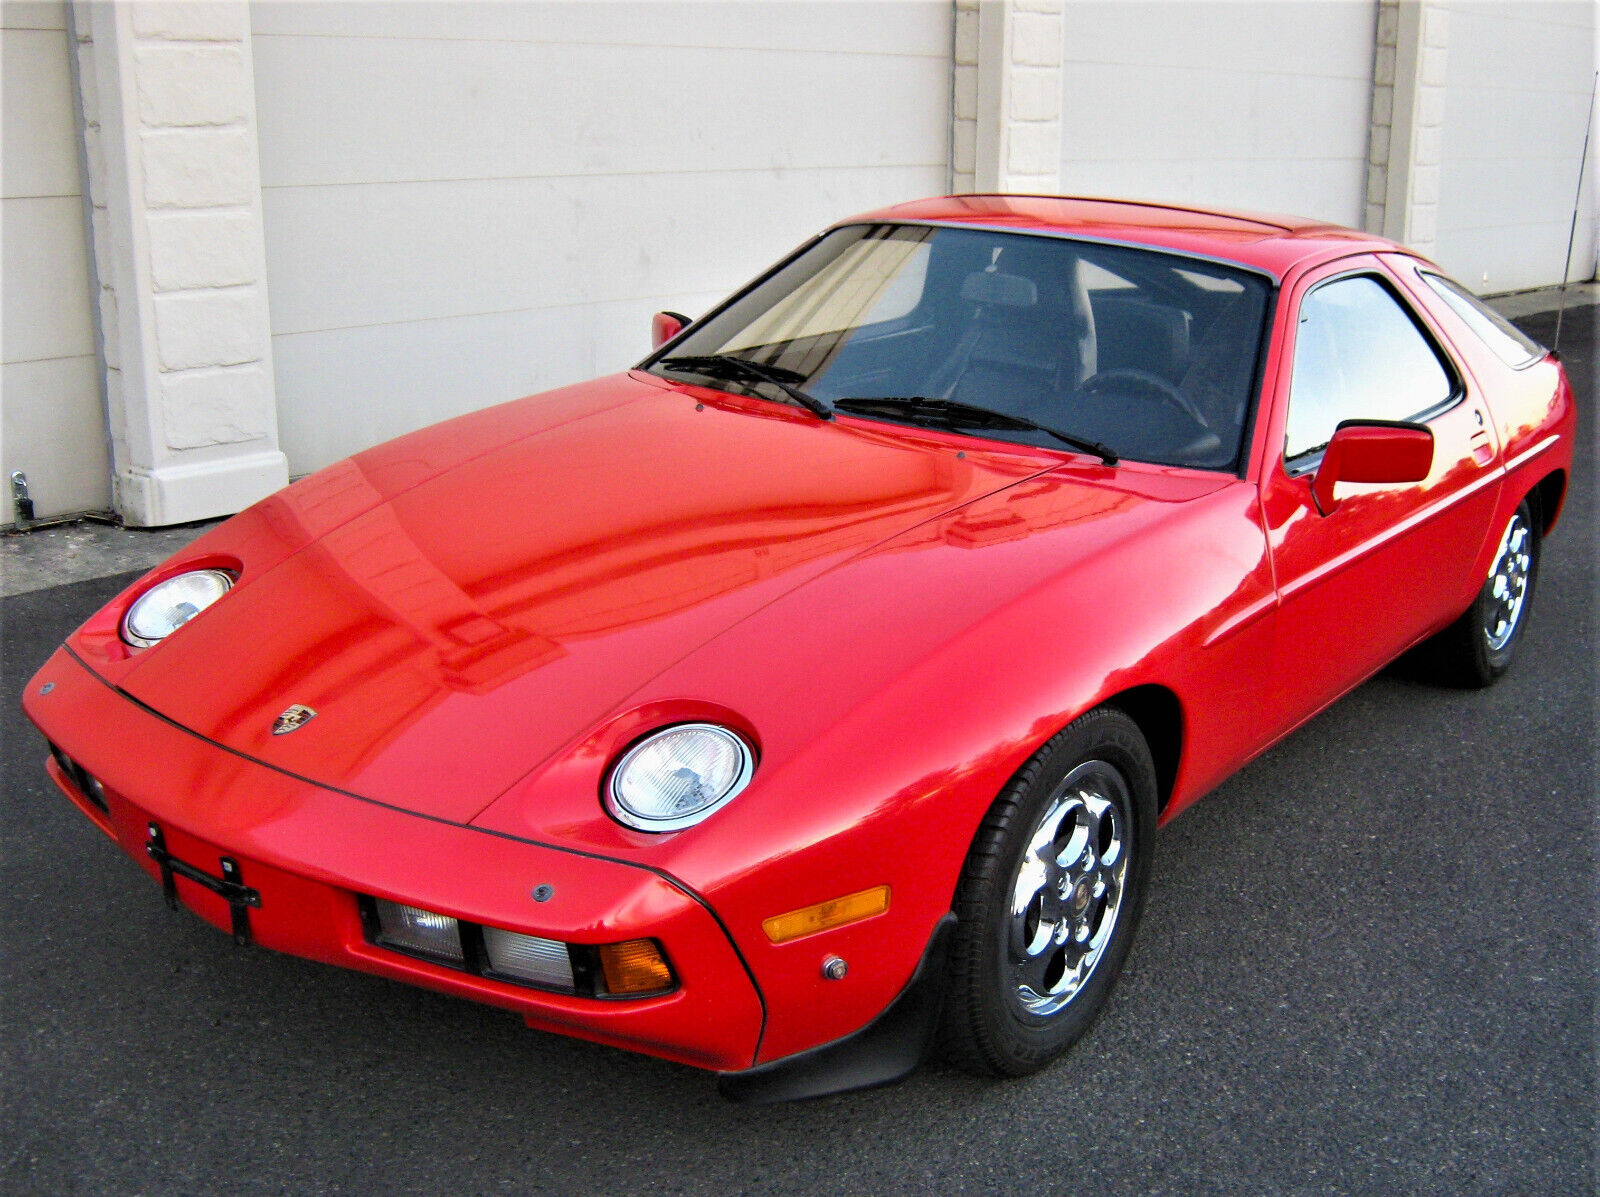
[1419, 499, 1541, 688]
[940, 707, 1157, 1077]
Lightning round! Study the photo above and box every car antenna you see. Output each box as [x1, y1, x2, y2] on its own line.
[1553, 70, 1597, 356]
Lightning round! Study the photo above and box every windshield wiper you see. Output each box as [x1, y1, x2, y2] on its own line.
[658, 354, 834, 420]
[833, 396, 1118, 465]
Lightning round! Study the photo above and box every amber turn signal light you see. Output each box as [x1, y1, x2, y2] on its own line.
[762, 885, 890, 944]
[597, 939, 674, 994]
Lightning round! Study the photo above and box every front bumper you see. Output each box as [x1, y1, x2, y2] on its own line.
[24, 647, 765, 1073]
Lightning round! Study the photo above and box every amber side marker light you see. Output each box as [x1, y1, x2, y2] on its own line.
[598, 939, 674, 994]
[762, 885, 891, 945]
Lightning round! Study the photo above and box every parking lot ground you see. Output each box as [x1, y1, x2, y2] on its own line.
[2, 306, 1593, 1196]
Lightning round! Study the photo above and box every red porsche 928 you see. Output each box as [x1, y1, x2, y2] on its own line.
[25, 195, 1574, 1101]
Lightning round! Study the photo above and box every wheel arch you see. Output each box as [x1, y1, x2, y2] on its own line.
[1101, 683, 1183, 814]
[1528, 468, 1567, 536]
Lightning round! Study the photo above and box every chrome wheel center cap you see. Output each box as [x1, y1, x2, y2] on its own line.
[1071, 881, 1091, 913]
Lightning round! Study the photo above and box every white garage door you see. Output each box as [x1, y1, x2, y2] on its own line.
[251, 1, 954, 475]
[1434, 1, 1598, 294]
[1056, 1, 1377, 227]
[2, 0, 110, 524]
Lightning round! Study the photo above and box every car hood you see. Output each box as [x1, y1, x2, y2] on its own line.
[113, 372, 1052, 823]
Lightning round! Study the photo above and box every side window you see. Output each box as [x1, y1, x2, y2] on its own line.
[1285, 275, 1454, 462]
[1419, 271, 1544, 368]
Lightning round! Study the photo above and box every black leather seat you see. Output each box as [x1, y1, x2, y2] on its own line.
[924, 252, 1098, 423]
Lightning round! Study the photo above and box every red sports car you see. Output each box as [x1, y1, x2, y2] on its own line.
[24, 195, 1574, 1101]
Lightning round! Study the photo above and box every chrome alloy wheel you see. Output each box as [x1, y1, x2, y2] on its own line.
[1007, 760, 1130, 1016]
[1485, 511, 1534, 652]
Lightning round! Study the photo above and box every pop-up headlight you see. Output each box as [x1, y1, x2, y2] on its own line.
[121, 569, 234, 648]
[606, 723, 755, 832]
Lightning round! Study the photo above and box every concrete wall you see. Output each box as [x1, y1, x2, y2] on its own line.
[2, 0, 110, 521]
[1056, 1, 1378, 226]
[1434, 0, 1598, 294]
[249, 1, 953, 475]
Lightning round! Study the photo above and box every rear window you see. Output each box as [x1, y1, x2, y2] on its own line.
[1420, 272, 1545, 369]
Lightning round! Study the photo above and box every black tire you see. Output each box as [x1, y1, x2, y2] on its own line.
[1418, 499, 1541, 689]
[940, 707, 1158, 1077]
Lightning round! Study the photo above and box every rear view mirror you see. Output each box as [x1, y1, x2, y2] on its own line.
[1311, 421, 1433, 514]
[652, 311, 691, 349]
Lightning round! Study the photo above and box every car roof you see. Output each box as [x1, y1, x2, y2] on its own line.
[838, 194, 1404, 279]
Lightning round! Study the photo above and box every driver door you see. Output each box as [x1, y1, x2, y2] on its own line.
[1259, 258, 1502, 733]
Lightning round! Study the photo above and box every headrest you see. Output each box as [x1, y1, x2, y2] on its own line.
[960, 270, 1037, 308]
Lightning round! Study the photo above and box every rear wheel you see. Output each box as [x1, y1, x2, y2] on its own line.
[941, 707, 1157, 1077]
[1420, 499, 1541, 688]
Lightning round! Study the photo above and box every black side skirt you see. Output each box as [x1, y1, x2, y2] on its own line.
[717, 913, 956, 1104]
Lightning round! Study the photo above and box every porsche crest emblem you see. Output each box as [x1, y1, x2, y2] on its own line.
[272, 704, 317, 735]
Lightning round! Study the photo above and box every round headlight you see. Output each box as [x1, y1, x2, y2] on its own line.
[121, 569, 234, 648]
[606, 723, 755, 832]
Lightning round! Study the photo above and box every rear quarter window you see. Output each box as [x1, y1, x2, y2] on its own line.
[1419, 271, 1545, 369]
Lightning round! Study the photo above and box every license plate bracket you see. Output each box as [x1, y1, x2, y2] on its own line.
[145, 822, 261, 945]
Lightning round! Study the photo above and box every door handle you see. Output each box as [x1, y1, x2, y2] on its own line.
[1470, 429, 1495, 466]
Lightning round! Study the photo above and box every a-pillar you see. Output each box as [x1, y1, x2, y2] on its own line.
[70, 0, 285, 527]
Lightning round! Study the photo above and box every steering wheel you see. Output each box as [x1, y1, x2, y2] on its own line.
[1080, 368, 1208, 429]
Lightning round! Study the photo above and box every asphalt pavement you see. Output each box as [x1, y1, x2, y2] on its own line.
[2, 307, 1593, 1196]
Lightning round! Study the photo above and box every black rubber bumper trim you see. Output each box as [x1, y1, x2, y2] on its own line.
[716, 912, 956, 1104]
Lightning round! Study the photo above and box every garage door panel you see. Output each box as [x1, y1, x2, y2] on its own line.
[1447, 5, 1595, 85]
[1, 1, 67, 32]
[266, 157, 943, 471]
[1057, 2, 1373, 228]
[2, 355, 110, 516]
[264, 157, 945, 343]
[263, 162, 943, 337]
[1436, 0, 1597, 293]
[271, 287, 737, 472]
[1060, 62, 1370, 164]
[3, 24, 83, 199]
[1062, 1, 1372, 78]
[1443, 86, 1593, 166]
[2, 195, 96, 364]
[251, 1, 950, 60]
[253, 2, 951, 475]
[254, 34, 947, 189]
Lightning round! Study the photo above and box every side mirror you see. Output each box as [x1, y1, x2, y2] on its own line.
[1310, 421, 1433, 515]
[651, 310, 691, 349]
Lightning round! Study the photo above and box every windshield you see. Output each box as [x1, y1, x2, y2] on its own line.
[645, 223, 1273, 470]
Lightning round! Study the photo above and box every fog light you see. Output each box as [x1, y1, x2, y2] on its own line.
[49, 745, 108, 813]
[596, 940, 673, 995]
[373, 899, 463, 964]
[482, 927, 575, 992]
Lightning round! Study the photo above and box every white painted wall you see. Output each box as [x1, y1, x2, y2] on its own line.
[1434, 0, 1598, 294]
[2, 0, 110, 522]
[249, 1, 953, 475]
[1055, 1, 1377, 227]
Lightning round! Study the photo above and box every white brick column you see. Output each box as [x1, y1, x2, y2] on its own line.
[952, 0, 1063, 194]
[71, 1, 286, 527]
[1365, 0, 1449, 256]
